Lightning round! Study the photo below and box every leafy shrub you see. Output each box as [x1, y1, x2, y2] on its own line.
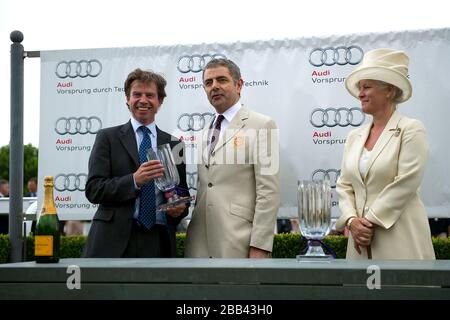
[1, 234, 449, 263]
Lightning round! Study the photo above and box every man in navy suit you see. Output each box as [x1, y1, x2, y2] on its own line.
[84, 69, 189, 258]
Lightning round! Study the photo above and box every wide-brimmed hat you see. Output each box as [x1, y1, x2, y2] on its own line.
[345, 48, 412, 103]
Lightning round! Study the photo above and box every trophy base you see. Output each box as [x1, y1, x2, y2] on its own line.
[296, 239, 334, 262]
[296, 254, 333, 262]
[157, 196, 194, 211]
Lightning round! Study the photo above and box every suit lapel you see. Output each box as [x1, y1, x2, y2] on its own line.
[364, 111, 402, 181]
[201, 118, 215, 165]
[156, 126, 171, 146]
[213, 107, 248, 154]
[119, 121, 139, 168]
[352, 124, 371, 184]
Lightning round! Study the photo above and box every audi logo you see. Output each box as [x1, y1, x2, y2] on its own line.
[54, 173, 87, 192]
[177, 113, 215, 132]
[309, 46, 363, 67]
[311, 169, 341, 188]
[177, 53, 227, 73]
[55, 59, 102, 78]
[187, 172, 197, 191]
[310, 107, 365, 128]
[55, 116, 102, 135]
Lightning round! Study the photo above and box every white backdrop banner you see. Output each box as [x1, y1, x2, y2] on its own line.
[39, 28, 450, 220]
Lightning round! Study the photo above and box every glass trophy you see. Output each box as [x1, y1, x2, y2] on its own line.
[146, 143, 194, 211]
[296, 179, 333, 260]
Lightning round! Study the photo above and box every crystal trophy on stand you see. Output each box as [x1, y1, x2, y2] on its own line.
[146, 143, 194, 211]
[296, 179, 333, 260]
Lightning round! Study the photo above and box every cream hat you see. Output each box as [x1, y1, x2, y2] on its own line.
[345, 48, 412, 103]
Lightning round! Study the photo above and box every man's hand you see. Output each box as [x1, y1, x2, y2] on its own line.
[165, 203, 186, 218]
[164, 191, 186, 218]
[249, 246, 271, 258]
[133, 160, 164, 187]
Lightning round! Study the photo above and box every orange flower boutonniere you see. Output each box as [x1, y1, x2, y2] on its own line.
[233, 136, 245, 148]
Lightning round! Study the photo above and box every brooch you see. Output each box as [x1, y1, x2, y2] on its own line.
[389, 128, 401, 137]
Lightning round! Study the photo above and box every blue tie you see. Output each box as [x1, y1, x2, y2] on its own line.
[138, 126, 156, 229]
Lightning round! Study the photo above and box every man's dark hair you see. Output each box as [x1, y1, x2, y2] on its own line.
[124, 68, 167, 101]
[202, 58, 241, 83]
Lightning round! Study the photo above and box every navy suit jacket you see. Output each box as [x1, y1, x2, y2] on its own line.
[83, 121, 188, 257]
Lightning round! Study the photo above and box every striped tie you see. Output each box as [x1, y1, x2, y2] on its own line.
[209, 114, 225, 155]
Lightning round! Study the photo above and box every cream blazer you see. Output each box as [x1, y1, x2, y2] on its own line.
[185, 106, 280, 258]
[336, 111, 435, 260]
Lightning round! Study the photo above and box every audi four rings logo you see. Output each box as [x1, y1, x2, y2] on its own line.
[311, 169, 341, 188]
[177, 53, 227, 73]
[55, 59, 102, 78]
[55, 116, 102, 135]
[309, 46, 363, 67]
[310, 107, 365, 128]
[54, 174, 87, 192]
[177, 113, 215, 132]
[187, 172, 198, 191]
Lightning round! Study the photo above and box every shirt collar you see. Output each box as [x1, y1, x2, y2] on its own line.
[218, 100, 242, 123]
[130, 117, 156, 136]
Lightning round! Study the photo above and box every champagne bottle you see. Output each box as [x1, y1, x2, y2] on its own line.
[35, 176, 60, 263]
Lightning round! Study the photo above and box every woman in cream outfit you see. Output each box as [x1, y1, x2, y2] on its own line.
[336, 48, 435, 260]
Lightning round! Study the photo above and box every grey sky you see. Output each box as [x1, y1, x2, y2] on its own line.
[1, 0, 448, 147]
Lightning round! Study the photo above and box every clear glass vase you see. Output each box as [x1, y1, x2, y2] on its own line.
[296, 179, 333, 260]
[146, 143, 194, 211]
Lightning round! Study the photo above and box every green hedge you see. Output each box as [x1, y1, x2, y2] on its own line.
[0, 235, 11, 264]
[272, 234, 349, 258]
[1, 233, 449, 263]
[24, 235, 86, 261]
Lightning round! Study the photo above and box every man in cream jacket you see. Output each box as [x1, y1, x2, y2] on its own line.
[185, 58, 280, 258]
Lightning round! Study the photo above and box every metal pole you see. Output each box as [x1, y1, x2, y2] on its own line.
[9, 30, 24, 262]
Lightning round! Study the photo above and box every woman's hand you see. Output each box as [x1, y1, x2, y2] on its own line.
[349, 217, 374, 254]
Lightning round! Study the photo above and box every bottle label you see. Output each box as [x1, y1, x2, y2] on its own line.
[35, 235, 54, 256]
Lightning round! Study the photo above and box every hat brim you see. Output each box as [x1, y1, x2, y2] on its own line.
[345, 67, 412, 103]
